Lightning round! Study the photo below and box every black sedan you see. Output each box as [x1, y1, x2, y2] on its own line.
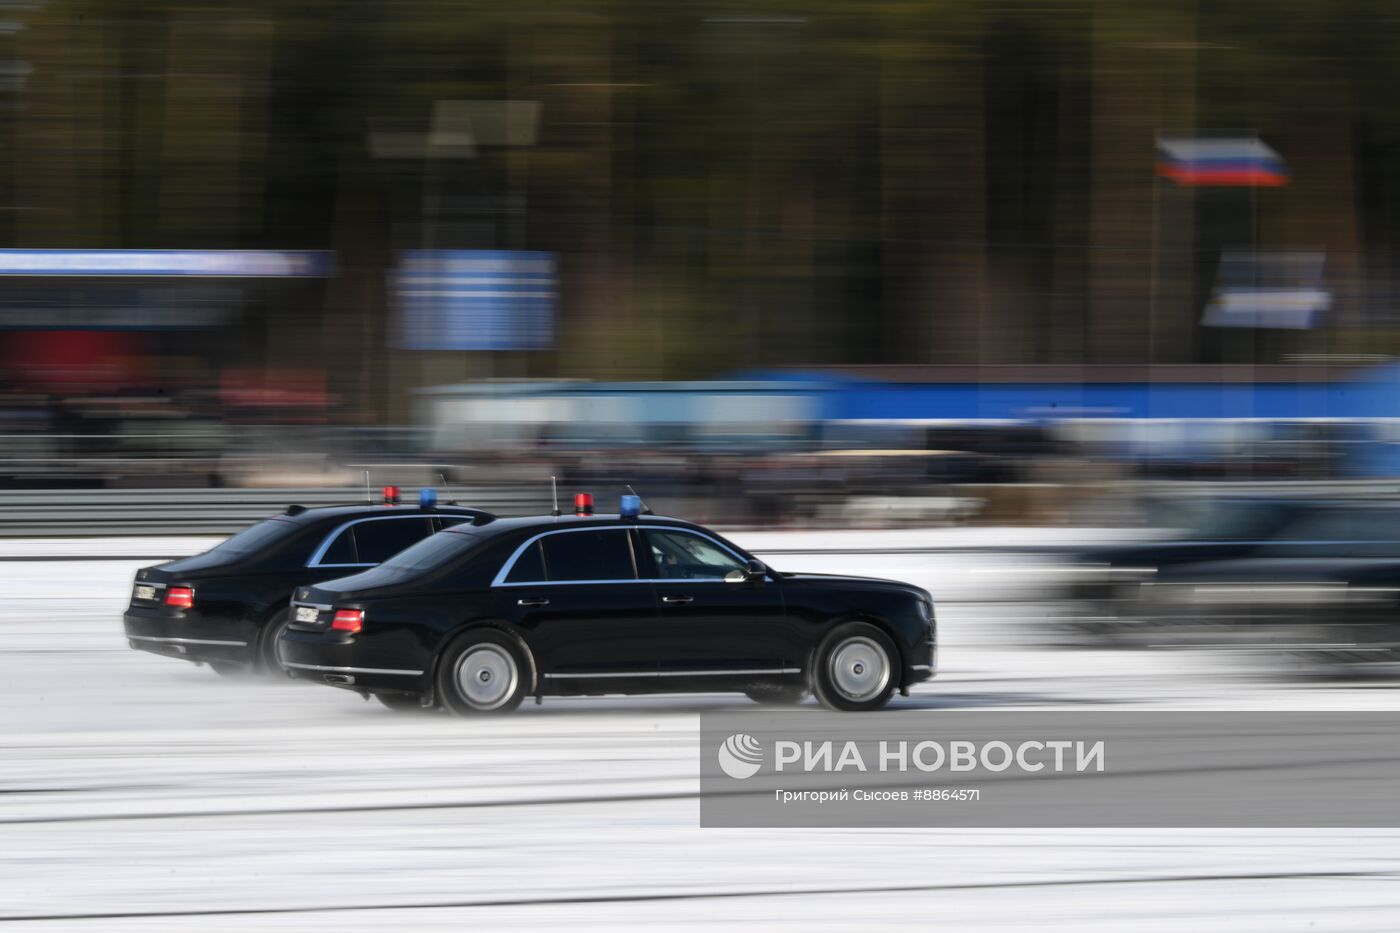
[123, 498, 489, 676]
[280, 513, 936, 712]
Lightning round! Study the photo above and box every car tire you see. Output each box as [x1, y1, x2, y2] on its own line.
[436, 629, 531, 716]
[376, 692, 428, 712]
[256, 607, 293, 676]
[744, 683, 810, 706]
[812, 622, 898, 712]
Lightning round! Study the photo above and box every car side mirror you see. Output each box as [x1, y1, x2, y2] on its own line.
[725, 559, 767, 583]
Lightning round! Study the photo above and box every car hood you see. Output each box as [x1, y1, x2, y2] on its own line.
[779, 571, 931, 600]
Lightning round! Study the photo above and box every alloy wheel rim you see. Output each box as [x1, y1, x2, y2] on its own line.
[455, 646, 518, 710]
[828, 636, 890, 702]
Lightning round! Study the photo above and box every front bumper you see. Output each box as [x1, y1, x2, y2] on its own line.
[904, 634, 937, 687]
[123, 608, 254, 666]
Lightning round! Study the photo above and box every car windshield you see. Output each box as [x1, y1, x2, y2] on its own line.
[1159, 499, 1296, 541]
[1255, 509, 1400, 558]
[206, 518, 300, 556]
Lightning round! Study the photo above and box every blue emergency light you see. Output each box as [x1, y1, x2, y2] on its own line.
[419, 487, 438, 508]
[620, 494, 641, 519]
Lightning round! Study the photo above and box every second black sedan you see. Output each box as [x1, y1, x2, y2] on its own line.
[280, 512, 936, 712]
[123, 498, 490, 676]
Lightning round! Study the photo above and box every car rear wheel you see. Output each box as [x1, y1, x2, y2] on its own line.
[256, 607, 293, 676]
[812, 623, 898, 712]
[744, 683, 810, 706]
[436, 629, 531, 716]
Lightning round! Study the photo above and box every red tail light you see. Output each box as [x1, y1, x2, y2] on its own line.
[331, 609, 364, 633]
[165, 586, 194, 609]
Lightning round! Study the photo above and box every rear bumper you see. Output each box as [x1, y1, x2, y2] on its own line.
[279, 629, 430, 692]
[123, 609, 254, 666]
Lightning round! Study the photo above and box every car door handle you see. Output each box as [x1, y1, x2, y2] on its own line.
[517, 597, 550, 607]
[661, 596, 693, 604]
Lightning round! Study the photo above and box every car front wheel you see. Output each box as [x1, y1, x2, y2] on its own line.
[436, 629, 531, 715]
[812, 623, 898, 712]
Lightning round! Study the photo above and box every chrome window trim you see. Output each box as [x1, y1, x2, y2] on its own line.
[492, 525, 752, 587]
[491, 526, 641, 587]
[305, 514, 435, 569]
[498, 578, 654, 588]
[283, 661, 424, 677]
[541, 667, 801, 679]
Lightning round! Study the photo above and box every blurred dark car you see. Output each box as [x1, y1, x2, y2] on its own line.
[1137, 503, 1400, 664]
[1062, 500, 1400, 667]
[1056, 497, 1314, 641]
[123, 497, 489, 676]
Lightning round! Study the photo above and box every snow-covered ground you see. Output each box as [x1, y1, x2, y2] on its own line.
[1, 530, 1398, 930]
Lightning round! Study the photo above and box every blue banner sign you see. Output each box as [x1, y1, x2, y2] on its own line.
[0, 249, 333, 277]
[396, 249, 555, 351]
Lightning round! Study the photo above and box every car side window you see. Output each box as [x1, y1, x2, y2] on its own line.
[318, 527, 358, 565]
[644, 530, 745, 580]
[353, 518, 435, 565]
[538, 530, 636, 582]
[504, 540, 547, 583]
[435, 516, 470, 531]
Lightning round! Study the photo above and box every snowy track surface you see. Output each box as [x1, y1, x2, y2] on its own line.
[2, 531, 1399, 930]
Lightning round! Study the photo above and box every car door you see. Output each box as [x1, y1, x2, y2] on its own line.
[640, 527, 797, 675]
[498, 527, 661, 678]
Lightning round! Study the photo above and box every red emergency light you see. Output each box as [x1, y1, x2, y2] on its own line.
[575, 492, 594, 517]
[383, 485, 400, 505]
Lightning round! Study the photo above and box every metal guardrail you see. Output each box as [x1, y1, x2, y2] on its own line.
[0, 487, 547, 536]
[3, 478, 1399, 537]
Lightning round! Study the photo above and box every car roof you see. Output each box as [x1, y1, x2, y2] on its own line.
[444, 514, 706, 539]
[277, 503, 490, 525]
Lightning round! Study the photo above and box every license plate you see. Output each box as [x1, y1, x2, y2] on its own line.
[134, 585, 156, 601]
[295, 606, 320, 623]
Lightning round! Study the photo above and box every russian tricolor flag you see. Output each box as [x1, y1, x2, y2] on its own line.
[1157, 136, 1288, 187]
